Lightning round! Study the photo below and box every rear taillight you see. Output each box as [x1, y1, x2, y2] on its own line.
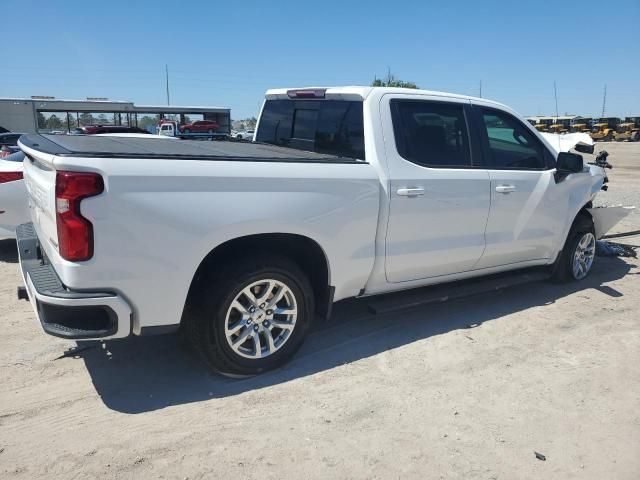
[0, 172, 23, 183]
[55, 171, 104, 261]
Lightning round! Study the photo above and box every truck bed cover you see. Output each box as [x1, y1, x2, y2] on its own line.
[19, 134, 365, 164]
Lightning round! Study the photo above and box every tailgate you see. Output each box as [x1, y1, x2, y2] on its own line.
[18, 140, 59, 251]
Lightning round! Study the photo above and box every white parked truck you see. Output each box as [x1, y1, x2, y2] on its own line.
[16, 87, 631, 376]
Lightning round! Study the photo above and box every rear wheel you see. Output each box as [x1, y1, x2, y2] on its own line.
[183, 128, 191, 134]
[552, 215, 596, 282]
[184, 254, 314, 376]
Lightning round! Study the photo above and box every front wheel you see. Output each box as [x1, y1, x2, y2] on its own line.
[552, 215, 596, 282]
[184, 255, 314, 376]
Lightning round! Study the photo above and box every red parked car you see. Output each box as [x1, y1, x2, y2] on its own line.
[179, 120, 219, 134]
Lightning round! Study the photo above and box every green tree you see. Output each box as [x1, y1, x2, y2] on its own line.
[79, 112, 95, 126]
[37, 112, 46, 129]
[371, 70, 418, 89]
[45, 114, 64, 130]
[137, 115, 160, 131]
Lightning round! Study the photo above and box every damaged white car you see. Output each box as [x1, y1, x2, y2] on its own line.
[541, 130, 635, 240]
[16, 87, 634, 375]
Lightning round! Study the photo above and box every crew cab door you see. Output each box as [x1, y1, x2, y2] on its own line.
[471, 104, 562, 269]
[382, 95, 490, 282]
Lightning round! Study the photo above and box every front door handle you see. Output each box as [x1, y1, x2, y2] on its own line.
[495, 184, 516, 194]
[397, 187, 425, 197]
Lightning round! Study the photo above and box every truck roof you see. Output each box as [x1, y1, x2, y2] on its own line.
[265, 86, 508, 108]
[18, 134, 365, 164]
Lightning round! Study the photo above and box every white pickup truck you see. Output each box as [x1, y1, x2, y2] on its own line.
[16, 86, 629, 376]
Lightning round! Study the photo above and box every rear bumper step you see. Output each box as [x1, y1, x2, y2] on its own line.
[16, 223, 131, 340]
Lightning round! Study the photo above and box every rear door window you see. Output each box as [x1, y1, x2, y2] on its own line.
[256, 100, 365, 159]
[390, 100, 472, 168]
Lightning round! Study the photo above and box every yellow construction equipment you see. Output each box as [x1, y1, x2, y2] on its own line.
[548, 123, 568, 134]
[591, 123, 615, 141]
[570, 119, 592, 133]
[590, 118, 620, 142]
[570, 123, 590, 133]
[614, 123, 640, 142]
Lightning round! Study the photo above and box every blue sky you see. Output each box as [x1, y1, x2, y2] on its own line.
[3, 0, 639, 119]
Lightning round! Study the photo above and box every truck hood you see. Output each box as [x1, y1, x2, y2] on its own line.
[540, 132, 594, 154]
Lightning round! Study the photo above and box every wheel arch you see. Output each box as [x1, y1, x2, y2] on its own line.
[573, 202, 594, 227]
[553, 201, 595, 262]
[182, 233, 333, 323]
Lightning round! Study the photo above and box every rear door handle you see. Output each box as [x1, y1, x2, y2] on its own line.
[495, 184, 516, 194]
[396, 187, 425, 197]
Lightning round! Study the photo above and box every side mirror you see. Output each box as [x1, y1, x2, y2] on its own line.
[555, 152, 584, 182]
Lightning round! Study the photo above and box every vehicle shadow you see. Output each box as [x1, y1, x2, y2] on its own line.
[73, 256, 633, 413]
[0, 238, 18, 263]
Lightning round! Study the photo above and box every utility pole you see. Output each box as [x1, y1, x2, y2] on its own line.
[553, 81, 559, 121]
[479, 80, 482, 98]
[601, 84, 607, 118]
[165, 64, 170, 106]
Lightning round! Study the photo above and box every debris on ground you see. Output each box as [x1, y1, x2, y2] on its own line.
[534, 451, 546, 461]
[53, 345, 96, 360]
[596, 241, 637, 258]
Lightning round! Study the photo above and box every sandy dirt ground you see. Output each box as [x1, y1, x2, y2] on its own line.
[0, 143, 639, 479]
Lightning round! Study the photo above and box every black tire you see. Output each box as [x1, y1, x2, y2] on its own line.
[551, 214, 596, 282]
[183, 128, 190, 134]
[183, 254, 314, 376]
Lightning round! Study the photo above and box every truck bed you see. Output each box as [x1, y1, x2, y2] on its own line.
[19, 134, 365, 164]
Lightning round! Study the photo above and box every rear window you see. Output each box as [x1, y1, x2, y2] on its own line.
[256, 100, 365, 160]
